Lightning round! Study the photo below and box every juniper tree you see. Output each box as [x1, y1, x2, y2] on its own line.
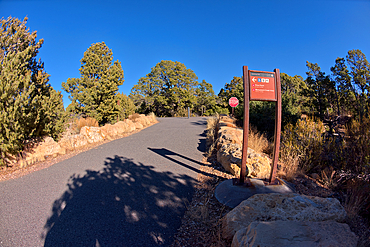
[195, 80, 217, 116]
[0, 16, 65, 165]
[62, 42, 124, 125]
[130, 60, 198, 117]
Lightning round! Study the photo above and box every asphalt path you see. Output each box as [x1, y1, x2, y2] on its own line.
[0, 117, 209, 247]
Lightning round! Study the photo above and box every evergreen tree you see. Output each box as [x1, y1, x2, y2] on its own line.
[195, 80, 217, 116]
[130, 60, 198, 117]
[280, 73, 307, 126]
[331, 57, 356, 116]
[62, 42, 124, 125]
[346, 49, 370, 119]
[330, 49, 370, 119]
[0, 16, 65, 165]
[303, 62, 337, 118]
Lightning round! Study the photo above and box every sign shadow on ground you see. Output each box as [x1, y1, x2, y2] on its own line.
[147, 148, 221, 179]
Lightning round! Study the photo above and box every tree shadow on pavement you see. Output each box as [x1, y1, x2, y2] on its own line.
[41, 155, 196, 246]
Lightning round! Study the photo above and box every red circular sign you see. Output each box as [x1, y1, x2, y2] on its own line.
[229, 97, 239, 107]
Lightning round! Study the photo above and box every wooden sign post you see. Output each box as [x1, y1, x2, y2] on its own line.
[238, 66, 281, 185]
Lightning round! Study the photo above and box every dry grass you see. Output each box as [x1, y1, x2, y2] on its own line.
[73, 117, 99, 133]
[206, 114, 220, 156]
[279, 154, 301, 182]
[319, 167, 337, 188]
[342, 179, 370, 220]
[248, 126, 269, 154]
[128, 113, 141, 122]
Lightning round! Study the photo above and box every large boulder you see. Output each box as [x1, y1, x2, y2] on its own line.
[136, 115, 151, 127]
[58, 134, 88, 150]
[232, 220, 358, 247]
[134, 121, 144, 130]
[217, 127, 243, 149]
[114, 121, 130, 135]
[222, 193, 347, 239]
[124, 119, 136, 132]
[37, 137, 66, 157]
[217, 144, 271, 179]
[80, 126, 105, 143]
[100, 124, 116, 140]
[147, 113, 157, 124]
[21, 137, 65, 166]
[101, 121, 131, 140]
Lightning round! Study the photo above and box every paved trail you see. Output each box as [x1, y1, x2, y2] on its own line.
[0, 117, 208, 246]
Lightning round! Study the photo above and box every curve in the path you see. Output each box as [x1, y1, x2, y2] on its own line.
[0, 117, 208, 247]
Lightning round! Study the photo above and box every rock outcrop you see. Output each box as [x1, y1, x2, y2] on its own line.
[232, 220, 358, 247]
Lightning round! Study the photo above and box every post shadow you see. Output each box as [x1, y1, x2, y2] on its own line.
[197, 131, 207, 152]
[147, 148, 220, 179]
[41, 155, 196, 246]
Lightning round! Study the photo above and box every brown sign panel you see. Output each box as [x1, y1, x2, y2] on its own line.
[249, 71, 277, 101]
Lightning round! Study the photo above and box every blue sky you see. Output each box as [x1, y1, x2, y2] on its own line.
[1, 0, 370, 108]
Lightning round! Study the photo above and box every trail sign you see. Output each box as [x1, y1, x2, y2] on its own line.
[237, 66, 281, 186]
[249, 71, 276, 101]
[229, 97, 239, 107]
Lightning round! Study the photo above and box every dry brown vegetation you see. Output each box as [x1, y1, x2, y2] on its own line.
[128, 113, 141, 122]
[73, 117, 99, 133]
[248, 125, 269, 154]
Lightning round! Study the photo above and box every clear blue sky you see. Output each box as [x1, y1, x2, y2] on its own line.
[1, 0, 370, 108]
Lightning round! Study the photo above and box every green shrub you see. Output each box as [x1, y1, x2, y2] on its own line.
[0, 17, 65, 166]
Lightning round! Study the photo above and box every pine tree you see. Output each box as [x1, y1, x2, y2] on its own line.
[0, 16, 65, 165]
[62, 42, 124, 125]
